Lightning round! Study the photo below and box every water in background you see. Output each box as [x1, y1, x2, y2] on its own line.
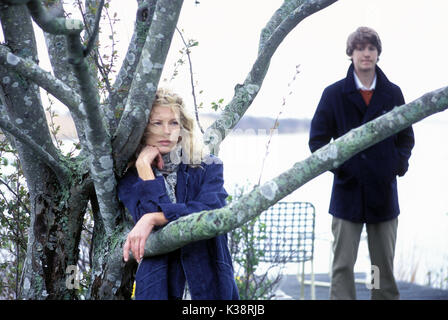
[219, 120, 448, 288]
[2, 118, 445, 289]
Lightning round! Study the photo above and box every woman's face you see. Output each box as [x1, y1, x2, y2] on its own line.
[144, 105, 181, 154]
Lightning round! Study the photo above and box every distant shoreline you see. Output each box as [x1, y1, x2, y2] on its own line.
[36, 112, 312, 140]
[199, 113, 311, 134]
[9, 109, 443, 143]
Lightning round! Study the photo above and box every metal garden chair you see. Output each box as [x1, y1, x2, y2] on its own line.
[255, 201, 316, 299]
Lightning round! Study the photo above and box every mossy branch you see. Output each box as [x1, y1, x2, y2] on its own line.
[0, 105, 70, 183]
[105, 0, 157, 133]
[135, 85, 448, 259]
[25, 0, 84, 35]
[0, 45, 83, 120]
[112, 0, 184, 175]
[204, 0, 338, 155]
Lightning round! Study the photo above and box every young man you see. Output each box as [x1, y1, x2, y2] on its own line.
[308, 27, 415, 300]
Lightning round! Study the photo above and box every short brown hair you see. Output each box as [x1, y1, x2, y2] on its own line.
[346, 27, 382, 57]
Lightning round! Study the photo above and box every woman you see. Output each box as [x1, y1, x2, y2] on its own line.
[117, 88, 239, 300]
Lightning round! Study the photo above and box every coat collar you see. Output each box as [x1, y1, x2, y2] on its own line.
[343, 63, 393, 121]
[343, 63, 392, 93]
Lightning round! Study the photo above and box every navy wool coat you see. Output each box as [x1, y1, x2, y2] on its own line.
[117, 156, 239, 300]
[309, 64, 415, 223]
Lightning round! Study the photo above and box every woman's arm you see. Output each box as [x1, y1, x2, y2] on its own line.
[119, 158, 228, 261]
[135, 145, 164, 180]
[120, 146, 167, 261]
[117, 145, 166, 223]
[156, 161, 228, 222]
[123, 211, 168, 262]
[123, 160, 228, 223]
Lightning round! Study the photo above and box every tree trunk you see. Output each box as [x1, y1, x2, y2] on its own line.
[0, 0, 445, 300]
[0, 2, 82, 299]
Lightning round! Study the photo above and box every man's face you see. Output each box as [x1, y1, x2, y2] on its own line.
[351, 43, 378, 73]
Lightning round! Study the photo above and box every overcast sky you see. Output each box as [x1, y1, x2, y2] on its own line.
[34, 0, 448, 123]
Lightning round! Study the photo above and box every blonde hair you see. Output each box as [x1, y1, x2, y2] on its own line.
[132, 88, 206, 167]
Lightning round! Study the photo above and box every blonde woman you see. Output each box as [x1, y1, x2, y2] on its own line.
[118, 88, 239, 300]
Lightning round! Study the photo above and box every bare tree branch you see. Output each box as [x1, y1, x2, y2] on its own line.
[105, 0, 157, 132]
[0, 3, 76, 299]
[258, 65, 301, 185]
[79, 0, 109, 97]
[259, 0, 306, 51]
[0, 2, 63, 171]
[19, 0, 119, 233]
[83, 0, 104, 57]
[0, 45, 84, 120]
[135, 85, 448, 259]
[203, 0, 338, 154]
[4, 0, 444, 300]
[40, 0, 90, 154]
[65, 33, 119, 234]
[0, 105, 70, 182]
[25, 0, 84, 34]
[112, 0, 184, 174]
[175, 27, 203, 133]
[42, 0, 79, 91]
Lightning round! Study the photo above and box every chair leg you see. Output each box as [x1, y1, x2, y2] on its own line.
[296, 262, 302, 300]
[300, 261, 305, 299]
[311, 259, 315, 300]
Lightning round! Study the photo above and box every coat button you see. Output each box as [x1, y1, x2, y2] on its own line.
[361, 154, 367, 160]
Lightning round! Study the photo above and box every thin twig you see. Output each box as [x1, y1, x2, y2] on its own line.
[175, 27, 204, 133]
[257, 65, 301, 185]
[0, 191, 27, 250]
[91, 1, 119, 98]
[0, 177, 31, 216]
[103, 2, 119, 77]
[77, 0, 113, 97]
[92, 51, 113, 96]
[45, 93, 62, 150]
[83, 0, 105, 57]
[95, 1, 118, 97]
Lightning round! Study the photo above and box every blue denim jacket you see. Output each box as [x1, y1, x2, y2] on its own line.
[117, 157, 239, 300]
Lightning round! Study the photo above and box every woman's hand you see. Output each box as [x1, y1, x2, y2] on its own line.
[136, 145, 164, 180]
[123, 212, 169, 263]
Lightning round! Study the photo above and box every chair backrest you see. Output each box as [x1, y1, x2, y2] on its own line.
[255, 201, 315, 263]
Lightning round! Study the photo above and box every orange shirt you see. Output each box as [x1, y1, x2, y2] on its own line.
[359, 89, 373, 106]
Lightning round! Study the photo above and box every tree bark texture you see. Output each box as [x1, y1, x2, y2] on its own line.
[0, 0, 446, 300]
